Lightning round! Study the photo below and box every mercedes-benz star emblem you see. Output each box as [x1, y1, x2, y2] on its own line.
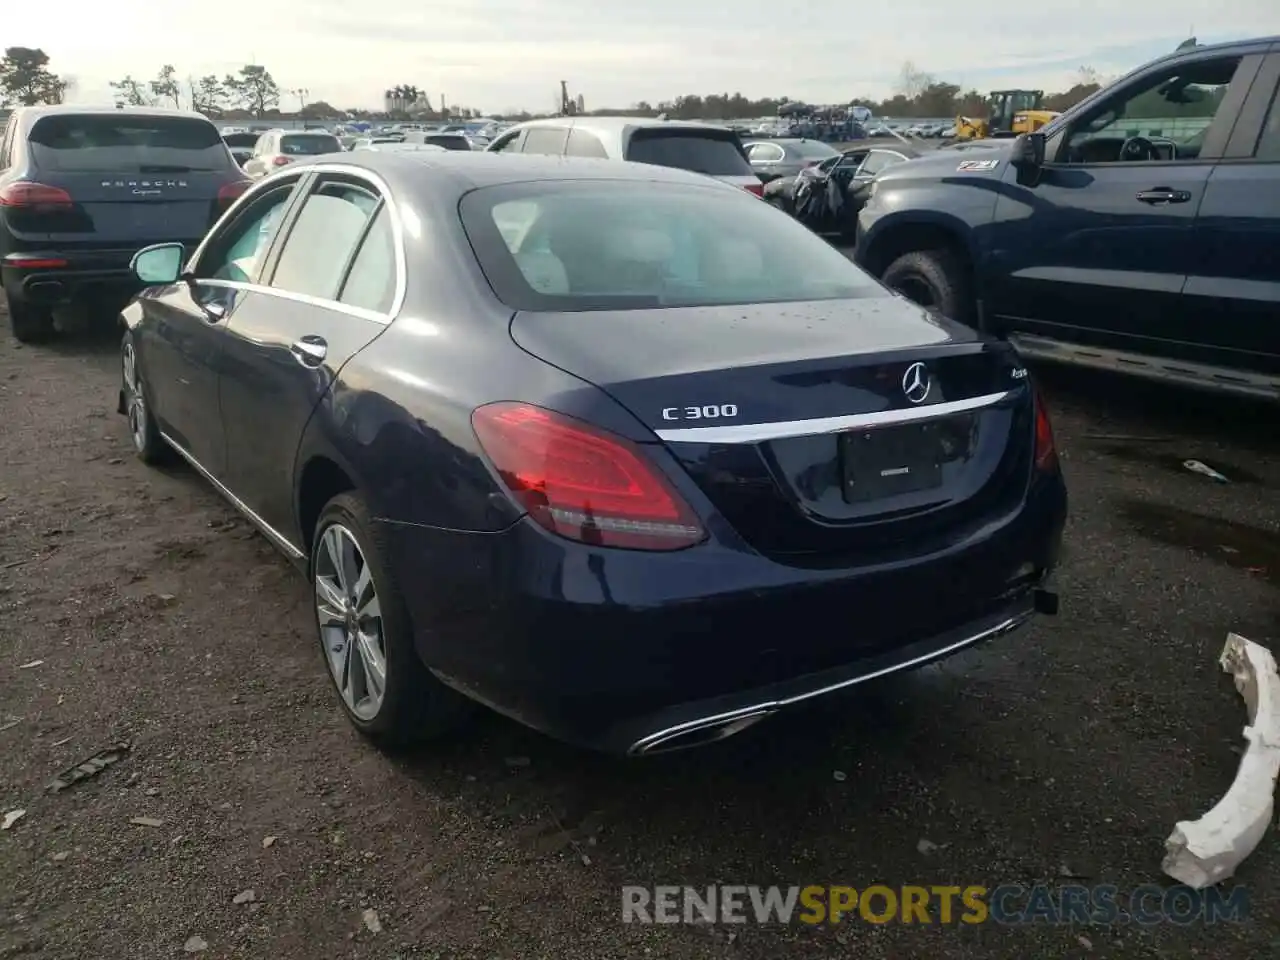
[902, 362, 931, 404]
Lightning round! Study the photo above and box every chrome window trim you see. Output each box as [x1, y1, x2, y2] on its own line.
[159, 431, 305, 559]
[185, 162, 407, 324]
[653, 390, 1011, 444]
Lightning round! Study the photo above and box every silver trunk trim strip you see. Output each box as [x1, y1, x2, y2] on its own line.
[653, 390, 1011, 444]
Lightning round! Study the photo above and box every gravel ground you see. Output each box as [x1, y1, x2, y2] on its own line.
[1, 314, 1277, 960]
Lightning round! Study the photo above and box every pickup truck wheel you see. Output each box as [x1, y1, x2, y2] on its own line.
[6, 293, 56, 344]
[881, 249, 974, 326]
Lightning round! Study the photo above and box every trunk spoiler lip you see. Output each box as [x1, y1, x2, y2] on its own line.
[653, 389, 1014, 444]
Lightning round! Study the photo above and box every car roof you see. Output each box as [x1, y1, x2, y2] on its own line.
[515, 115, 736, 135]
[13, 104, 218, 133]
[294, 150, 741, 195]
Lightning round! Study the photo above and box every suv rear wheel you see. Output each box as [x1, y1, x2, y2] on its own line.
[6, 292, 56, 343]
[880, 248, 974, 326]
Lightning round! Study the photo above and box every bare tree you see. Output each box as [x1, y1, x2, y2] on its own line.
[896, 61, 933, 100]
[110, 75, 154, 107]
[150, 65, 181, 109]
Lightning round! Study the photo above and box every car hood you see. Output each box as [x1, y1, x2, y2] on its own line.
[876, 141, 1014, 182]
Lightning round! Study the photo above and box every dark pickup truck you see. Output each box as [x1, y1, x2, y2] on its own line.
[855, 36, 1280, 401]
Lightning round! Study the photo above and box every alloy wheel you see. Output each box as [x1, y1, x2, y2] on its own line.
[314, 523, 387, 721]
[121, 342, 147, 451]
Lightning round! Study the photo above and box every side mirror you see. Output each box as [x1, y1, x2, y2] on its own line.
[131, 243, 185, 285]
[1011, 132, 1046, 170]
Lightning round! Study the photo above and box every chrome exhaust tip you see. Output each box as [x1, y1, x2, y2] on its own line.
[629, 710, 773, 756]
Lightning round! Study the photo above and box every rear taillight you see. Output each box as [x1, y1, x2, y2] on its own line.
[2, 253, 68, 268]
[217, 180, 251, 205]
[743, 182, 764, 197]
[271, 155, 293, 166]
[471, 402, 706, 551]
[1034, 389, 1056, 471]
[0, 182, 74, 209]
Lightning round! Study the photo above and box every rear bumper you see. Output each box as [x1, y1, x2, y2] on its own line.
[377, 475, 1066, 754]
[1, 244, 197, 306]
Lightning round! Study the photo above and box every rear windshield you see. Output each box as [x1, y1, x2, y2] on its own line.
[460, 180, 884, 312]
[28, 114, 231, 172]
[791, 140, 840, 159]
[280, 134, 341, 155]
[223, 133, 259, 147]
[425, 135, 471, 151]
[625, 130, 753, 176]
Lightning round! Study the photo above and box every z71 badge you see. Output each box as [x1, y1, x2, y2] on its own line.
[956, 158, 1000, 172]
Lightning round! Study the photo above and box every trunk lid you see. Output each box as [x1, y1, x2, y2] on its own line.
[19, 112, 241, 246]
[511, 297, 1034, 564]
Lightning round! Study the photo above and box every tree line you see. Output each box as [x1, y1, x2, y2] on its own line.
[3, 48, 1105, 123]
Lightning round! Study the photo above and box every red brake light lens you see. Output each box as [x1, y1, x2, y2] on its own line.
[743, 181, 764, 197]
[218, 180, 250, 204]
[471, 402, 706, 551]
[0, 182, 74, 208]
[1034, 389, 1056, 471]
[271, 155, 293, 166]
[1, 253, 67, 268]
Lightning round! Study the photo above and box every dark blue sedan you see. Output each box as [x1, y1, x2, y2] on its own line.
[117, 151, 1066, 755]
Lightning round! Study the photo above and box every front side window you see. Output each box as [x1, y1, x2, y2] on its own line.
[1058, 56, 1243, 164]
[270, 180, 380, 300]
[460, 181, 886, 312]
[521, 127, 569, 155]
[197, 183, 298, 283]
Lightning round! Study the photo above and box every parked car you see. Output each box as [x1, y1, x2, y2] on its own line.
[352, 142, 447, 153]
[223, 131, 259, 168]
[742, 138, 842, 182]
[350, 137, 402, 150]
[0, 105, 250, 342]
[241, 130, 343, 179]
[486, 117, 763, 196]
[763, 145, 920, 238]
[116, 151, 1065, 755]
[856, 35, 1280, 401]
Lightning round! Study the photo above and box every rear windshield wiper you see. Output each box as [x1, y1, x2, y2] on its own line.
[138, 164, 202, 173]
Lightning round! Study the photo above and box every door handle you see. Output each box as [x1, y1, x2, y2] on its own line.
[200, 300, 226, 323]
[1136, 188, 1191, 205]
[290, 336, 327, 367]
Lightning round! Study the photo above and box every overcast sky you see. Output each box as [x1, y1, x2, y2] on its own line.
[3, 1, 1274, 113]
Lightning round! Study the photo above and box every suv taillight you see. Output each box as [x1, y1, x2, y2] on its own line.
[217, 180, 250, 206]
[271, 155, 292, 166]
[0, 182, 73, 208]
[1034, 389, 1056, 471]
[471, 402, 706, 551]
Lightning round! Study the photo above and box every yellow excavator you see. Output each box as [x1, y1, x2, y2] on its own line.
[949, 90, 1059, 142]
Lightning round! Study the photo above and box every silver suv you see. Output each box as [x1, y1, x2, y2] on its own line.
[486, 117, 763, 196]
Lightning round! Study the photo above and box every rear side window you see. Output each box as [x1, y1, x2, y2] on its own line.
[1258, 83, 1280, 161]
[459, 180, 884, 312]
[566, 129, 608, 158]
[339, 206, 397, 313]
[270, 181, 379, 300]
[27, 114, 231, 172]
[625, 130, 753, 176]
[280, 134, 341, 155]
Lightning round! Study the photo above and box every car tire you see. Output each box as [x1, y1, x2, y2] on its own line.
[311, 492, 472, 745]
[120, 331, 171, 465]
[6, 293, 56, 344]
[880, 248, 974, 326]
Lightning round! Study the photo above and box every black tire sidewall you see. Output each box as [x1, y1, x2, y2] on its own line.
[6, 294, 55, 344]
[881, 250, 972, 325]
